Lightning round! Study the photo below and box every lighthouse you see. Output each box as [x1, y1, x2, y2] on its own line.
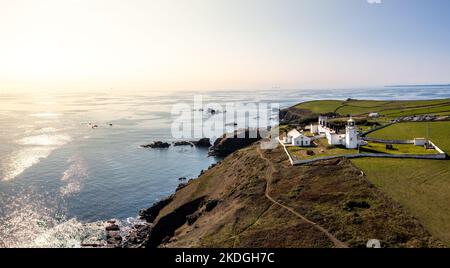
[345, 117, 358, 149]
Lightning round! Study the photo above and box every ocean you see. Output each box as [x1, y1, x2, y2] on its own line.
[1, 86, 449, 247]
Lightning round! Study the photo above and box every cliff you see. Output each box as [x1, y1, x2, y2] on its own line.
[208, 128, 262, 156]
[124, 141, 442, 248]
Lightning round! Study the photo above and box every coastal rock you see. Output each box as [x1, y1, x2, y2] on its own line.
[141, 141, 171, 149]
[173, 141, 194, 147]
[136, 197, 205, 248]
[106, 231, 122, 247]
[105, 222, 122, 248]
[204, 199, 219, 212]
[105, 224, 120, 231]
[279, 107, 314, 124]
[176, 183, 188, 192]
[186, 211, 201, 225]
[122, 224, 152, 248]
[208, 163, 217, 170]
[208, 128, 262, 156]
[139, 195, 174, 223]
[192, 138, 212, 148]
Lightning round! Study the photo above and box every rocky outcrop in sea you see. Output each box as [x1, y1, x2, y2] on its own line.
[141, 141, 171, 148]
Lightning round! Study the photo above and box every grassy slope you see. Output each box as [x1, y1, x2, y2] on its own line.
[352, 121, 450, 245]
[151, 144, 441, 248]
[381, 104, 450, 117]
[294, 100, 344, 114]
[293, 99, 450, 117]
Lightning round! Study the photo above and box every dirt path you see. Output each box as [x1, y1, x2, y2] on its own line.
[256, 146, 348, 248]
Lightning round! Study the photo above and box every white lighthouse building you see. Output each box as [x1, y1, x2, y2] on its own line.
[309, 116, 361, 149]
[345, 117, 358, 149]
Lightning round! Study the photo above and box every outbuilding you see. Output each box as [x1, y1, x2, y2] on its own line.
[284, 129, 312, 147]
[414, 138, 427, 146]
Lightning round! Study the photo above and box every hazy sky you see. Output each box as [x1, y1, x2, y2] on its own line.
[1, 0, 450, 92]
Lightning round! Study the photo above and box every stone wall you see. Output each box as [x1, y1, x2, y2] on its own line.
[279, 138, 295, 165]
[362, 137, 414, 144]
[278, 137, 447, 167]
[292, 152, 446, 166]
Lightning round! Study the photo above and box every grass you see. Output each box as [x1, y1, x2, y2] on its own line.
[287, 135, 439, 161]
[381, 105, 450, 118]
[360, 142, 437, 155]
[287, 138, 358, 160]
[358, 125, 374, 133]
[367, 122, 450, 151]
[352, 121, 450, 245]
[149, 141, 443, 247]
[294, 100, 344, 114]
[291, 98, 450, 117]
[352, 158, 450, 245]
[345, 100, 393, 107]
[335, 105, 382, 116]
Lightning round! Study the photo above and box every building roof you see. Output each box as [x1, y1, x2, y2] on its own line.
[287, 129, 301, 138]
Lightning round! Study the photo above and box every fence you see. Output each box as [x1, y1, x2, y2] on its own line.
[291, 152, 446, 166]
[278, 138, 447, 166]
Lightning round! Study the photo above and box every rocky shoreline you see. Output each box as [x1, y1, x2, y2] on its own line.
[102, 129, 262, 248]
[141, 138, 212, 149]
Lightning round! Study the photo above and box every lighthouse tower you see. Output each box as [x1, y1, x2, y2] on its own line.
[345, 117, 358, 149]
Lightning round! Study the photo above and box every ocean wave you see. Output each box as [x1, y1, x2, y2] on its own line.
[0, 191, 105, 248]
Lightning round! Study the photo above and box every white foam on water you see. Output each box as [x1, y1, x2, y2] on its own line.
[0, 192, 106, 248]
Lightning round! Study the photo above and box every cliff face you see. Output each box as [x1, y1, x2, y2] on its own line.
[125, 142, 442, 248]
[279, 107, 316, 124]
[209, 129, 261, 156]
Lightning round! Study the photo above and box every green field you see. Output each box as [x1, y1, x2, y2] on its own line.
[360, 142, 437, 155]
[367, 122, 450, 150]
[352, 121, 450, 245]
[288, 137, 438, 161]
[294, 100, 344, 114]
[381, 104, 450, 118]
[293, 98, 450, 117]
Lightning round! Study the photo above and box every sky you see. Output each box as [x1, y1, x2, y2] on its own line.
[0, 0, 450, 92]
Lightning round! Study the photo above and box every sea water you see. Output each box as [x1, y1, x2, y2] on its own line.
[0, 86, 449, 247]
